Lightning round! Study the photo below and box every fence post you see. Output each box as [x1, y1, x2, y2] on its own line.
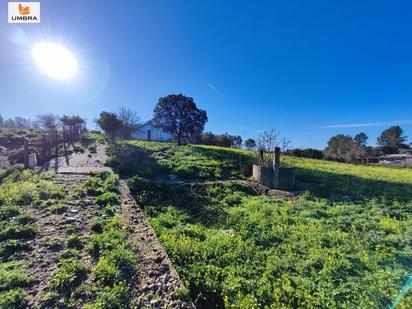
[272, 147, 280, 188]
[23, 138, 29, 168]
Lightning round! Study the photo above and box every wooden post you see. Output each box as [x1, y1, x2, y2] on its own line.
[259, 149, 264, 166]
[23, 138, 29, 168]
[54, 130, 59, 156]
[272, 147, 280, 188]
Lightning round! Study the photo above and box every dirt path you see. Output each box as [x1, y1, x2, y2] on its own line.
[26, 173, 99, 307]
[40, 145, 194, 308]
[42, 144, 111, 174]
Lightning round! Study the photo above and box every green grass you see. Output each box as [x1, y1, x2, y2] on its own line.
[119, 141, 412, 308]
[111, 141, 412, 201]
[0, 166, 67, 305]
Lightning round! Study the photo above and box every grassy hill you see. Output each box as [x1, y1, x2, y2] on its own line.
[108, 140, 412, 308]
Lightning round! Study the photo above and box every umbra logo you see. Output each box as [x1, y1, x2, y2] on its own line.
[18, 3, 30, 15]
[8, 2, 40, 23]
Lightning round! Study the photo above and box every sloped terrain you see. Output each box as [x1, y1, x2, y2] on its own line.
[0, 145, 193, 308]
[108, 141, 412, 308]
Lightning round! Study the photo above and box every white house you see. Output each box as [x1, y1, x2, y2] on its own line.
[132, 120, 173, 141]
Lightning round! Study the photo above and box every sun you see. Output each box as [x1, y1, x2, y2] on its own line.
[32, 42, 78, 80]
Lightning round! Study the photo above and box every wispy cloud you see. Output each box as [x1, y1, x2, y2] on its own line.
[206, 81, 226, 98]
[318, 120, 412, 129]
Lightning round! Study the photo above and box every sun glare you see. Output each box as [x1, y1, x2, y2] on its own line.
[32, 42, 78, 80]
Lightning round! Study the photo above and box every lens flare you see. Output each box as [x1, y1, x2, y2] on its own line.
[32, 42, 78, 80]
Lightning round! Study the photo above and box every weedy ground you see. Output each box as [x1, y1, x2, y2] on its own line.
[109, 140, 412, 308]
[0, 167, 137, 308]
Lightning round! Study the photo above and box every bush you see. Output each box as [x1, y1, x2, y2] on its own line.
[0, 224, 37, 241]
[84, 283, 130, 309]
[94, 248, 135, 286]
[88, 144, 97, 153]
[0, 205, 20, 220]
[95, 192, 120, 207]
[0, 261, 33, 290]
[0, 289, 27, 309]
[51, 258, 87, 294]
[67, 235, 83, 249]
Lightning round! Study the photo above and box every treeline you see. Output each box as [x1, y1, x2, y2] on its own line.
[286, 126, 410, 163]
[0, 113, 87, 141]
[199, 132, 242, 148]
[0, 115, 40, 129]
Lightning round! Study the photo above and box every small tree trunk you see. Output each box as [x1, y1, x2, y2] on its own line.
[177, 134, 182, 146]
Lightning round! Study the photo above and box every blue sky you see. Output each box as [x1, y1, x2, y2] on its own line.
[1, 0, 412, 148]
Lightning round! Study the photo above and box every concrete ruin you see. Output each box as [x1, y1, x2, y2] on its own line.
[253, 147, 296, 191]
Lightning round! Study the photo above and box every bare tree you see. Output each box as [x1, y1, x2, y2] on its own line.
[117, 107, 141, 139]
[280, 137, 293, 152]
[257, 129, 281, 152]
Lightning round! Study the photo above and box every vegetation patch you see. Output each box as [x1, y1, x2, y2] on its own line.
[123, 142, 412, 308]
[0, 166, 66, 305]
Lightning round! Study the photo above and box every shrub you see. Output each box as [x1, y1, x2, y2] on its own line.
[94, 248, 135, 286]
[88, 144, 97, 154]
[45, 236, 64, 251]
[0, 289, 27, 309]
[67, 235, 83, 249]
[0, 224, 37, 241]
[48, 203, 68, 214]
[0, 206, 20, 220]
[95, 192, 120, 207]
[84, 177, 104, 196]
[84, 283, 130, 309]
[0, 239, 31, 259]
[0, 261, 33, 290]
[51, 258, 87, 294]
[90, 220, 104, 234]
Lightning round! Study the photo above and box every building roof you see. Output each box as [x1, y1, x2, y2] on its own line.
[379, 154, 412, 160]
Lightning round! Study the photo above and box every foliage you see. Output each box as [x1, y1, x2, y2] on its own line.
[0, 288, 27, 308]
[136, 181, 412, 308]
[96, 112, 124, 142]
[81, 132, 106, 145]
[37, 114, 59, 132]
[377, 126, 408, 153]
[324, 134, 366, 163]
[287, 148, 324, 159]
[118, 141, 412, 308]
[83, 283, 130, 309]
[244, 138, 256, 150]
[354, 132, 368, 146]
[153, 94, 208, 145]
[200, 132, 242, 148]
[108, 141, 250, 179]
[60, 115, 86, 142]
[88, 143, 97, 153]
[95, 192, 120, 207]
[51, 256, 87, 294]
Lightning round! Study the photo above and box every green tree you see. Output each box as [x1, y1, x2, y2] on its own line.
[244, 138, 256, 150]
[354, 132, 368, 146]
[60, 115, 86, 141]
[377, 126, 407, 153]
[153, 94, 207, 145]
[96, 112, 123, 142]
[324, 134, 366, 162]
